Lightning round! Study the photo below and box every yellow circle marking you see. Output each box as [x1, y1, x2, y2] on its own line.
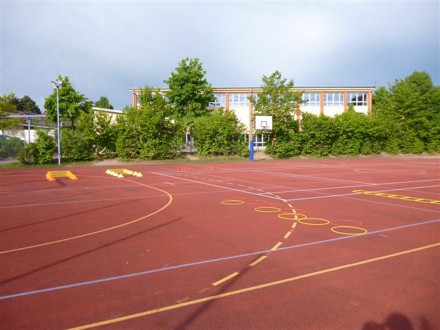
[254, 206, 281, 213]
[331, 226, 368, 236]
[298, 217, 330, 226]
[0, 179, 173, 255]
[221, 200, 245, 206]
[277, 213, 307, 221]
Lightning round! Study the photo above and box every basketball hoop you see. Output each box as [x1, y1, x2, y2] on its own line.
[255, 116, 272, 131]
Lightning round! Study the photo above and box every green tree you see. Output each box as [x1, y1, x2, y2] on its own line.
[61, 112, 95, 161]
[252, 71, 301, 156]
[192, 109, 247, 156]
[115, 87, 182, 160]
[331, 106, 382, 156]
[301, 113, 336, 157]
[164, 57, 215, 119]
[19, 130, 56, 165]
[95, 96, 114, 109]
[18, 95, 41, 114]
[94, 111, 117, 158]
[374, 71, 440, 153]
[0, 94, 22, 131]
[44, 75, 92, 128]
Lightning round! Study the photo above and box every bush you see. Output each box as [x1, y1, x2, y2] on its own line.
[116, 105, 181, 160]
[301, 113, 336, 157]
[192, 109, 247, 156]
[271, 134, 302, 158]
[62, 127, 95, 161]
[0, 136, 24, 159]
[19, 130, 56, 165]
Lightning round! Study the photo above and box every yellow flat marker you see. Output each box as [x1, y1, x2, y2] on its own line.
[106, 168, 143, 178]
[46, 171, 78, 181]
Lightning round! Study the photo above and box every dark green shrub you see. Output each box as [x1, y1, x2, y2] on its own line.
[116, 105, 181, 160]
[0, 136, 24, 159]
[19, 130, 56, 165]
[301, 113, 336, 157]
[192, 109, 247, 156]
[62, 127, 95, 161]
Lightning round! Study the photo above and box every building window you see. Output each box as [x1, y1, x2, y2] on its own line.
[253, 133, 268, 147]
[229, 93, 250, 108]
[301, 93, 320, 106]
[324, 93, 343, 106]
[211, 93, 227, 107]
[348, 93, 367, 106]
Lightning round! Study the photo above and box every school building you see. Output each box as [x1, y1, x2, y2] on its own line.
[129, 86, 375, 147]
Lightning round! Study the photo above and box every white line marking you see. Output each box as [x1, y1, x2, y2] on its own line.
[1, 219, 438, 301]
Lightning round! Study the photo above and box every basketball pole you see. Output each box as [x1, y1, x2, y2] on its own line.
[249, 91, 254, 162]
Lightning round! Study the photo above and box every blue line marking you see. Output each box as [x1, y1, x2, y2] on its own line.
[1, 218, 439, 301]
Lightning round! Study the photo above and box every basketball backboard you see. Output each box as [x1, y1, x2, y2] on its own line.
[255, 115, 273, 130]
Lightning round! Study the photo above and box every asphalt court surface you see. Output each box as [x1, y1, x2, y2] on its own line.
[0, 157, 439, 329]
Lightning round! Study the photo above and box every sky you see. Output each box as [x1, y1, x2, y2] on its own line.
[1, 0, 439, 111]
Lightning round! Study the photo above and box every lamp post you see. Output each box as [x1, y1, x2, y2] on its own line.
[51, 79, 62, 165]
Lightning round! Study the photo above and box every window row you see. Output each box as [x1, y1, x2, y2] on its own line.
[209, 92, 368, 108]
[302, 93, 367, 106]
[212, 93, 251, 108]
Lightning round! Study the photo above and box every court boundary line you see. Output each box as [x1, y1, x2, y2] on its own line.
[1, 218, 438, 301]
[153, 172, 439, 212]
[69, 242, 440, 329]
[0, 179, 173, 255]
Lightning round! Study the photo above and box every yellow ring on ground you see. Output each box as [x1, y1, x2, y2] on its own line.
[298, 217, 330, 226]
[254, 206, 282, 213]
[331, 226, 368, 236]
[277, 213, 307, 221]
[221, 200, 245, 205]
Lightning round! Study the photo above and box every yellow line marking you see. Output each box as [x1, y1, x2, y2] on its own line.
[249, 255, 267, 267]
[331, 226, 368, 236]
[283, 231, 292, 240]
[176, 297, 190, 303]
[0, 180, 173, 255]
[221, 200, 245, 206]
[198, 287, 210, 293]
[277, 213, 307, 221]
[291, 222, 297, 229]
[298, 217, 330, 226]
[69, 243, 440, 330]
[254, 206, 281, 213]
[212, 272, 240, 286]
[353, 190, 440, 204]
[271, 242, 283, 251]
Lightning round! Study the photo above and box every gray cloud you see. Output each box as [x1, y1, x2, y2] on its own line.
[2, 0, 439, 110]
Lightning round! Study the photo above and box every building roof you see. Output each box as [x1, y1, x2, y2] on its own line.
[130, 86, 376, 93]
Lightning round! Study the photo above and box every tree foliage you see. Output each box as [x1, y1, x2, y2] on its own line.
[373, 71, 440, 153]
[94, 111, 117, 158]
[252, 71, 301, 157]
[0, 94, 22, 131]
[192, 109, 247, 156]
[18, 95, 41, 114]
[61, 112, 95, 162]
[164, 57, 215, 119]
[116, 87, 182, 160]
[44, 75, 92, 128]
[95, 96, 114, 109]
[19, 130, 56, 165]
[8, 68, 439, 165]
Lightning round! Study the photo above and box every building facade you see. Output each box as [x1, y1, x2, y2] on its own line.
[131, 86, 373, 124]
[130, 86, 374, 147]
